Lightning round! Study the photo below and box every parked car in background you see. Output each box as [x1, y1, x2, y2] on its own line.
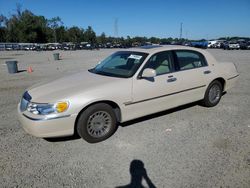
[5, 44, 14, 50]
[229, 42, 240, 50]
[208, 40, 226, 48]
[47, 45, 57, 50]
[105, 42, 114, 48]
[34, 45, 42, 51]
[223, 42, 229, 50]
[223, 41, 240, 50]
[0, 44, 5, 50]
[246, 41, 250, 49]
[214, 40, 226, 48]
[62, 43, 75, 50]
[82, 43, 95, 50]
[23, 45, 31, 51]
[207, 40, 217, 48]
[238, 40, 247, 50]
[18, 45, 239, 143]
[190, 41, 208, 49]
[12, 44, 20, 50]
[160, 41, 171, 45]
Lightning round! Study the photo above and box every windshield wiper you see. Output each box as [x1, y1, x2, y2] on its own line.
[88, 69, 127, 78]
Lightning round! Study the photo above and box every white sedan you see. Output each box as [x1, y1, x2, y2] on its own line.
[18, 45, 239, 143]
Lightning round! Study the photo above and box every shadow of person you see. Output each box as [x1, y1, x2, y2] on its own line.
[116, 160, 156, 188]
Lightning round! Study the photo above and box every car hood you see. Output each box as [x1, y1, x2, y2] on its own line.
[27, 71, 122, 102]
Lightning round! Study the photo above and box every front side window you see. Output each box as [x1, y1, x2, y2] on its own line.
[89, 51, 148, 78]
[174, 50, 207, 71]
[144, 51, 173, 76]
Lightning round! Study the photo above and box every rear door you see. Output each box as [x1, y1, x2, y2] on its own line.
[171, 50, 208, 103]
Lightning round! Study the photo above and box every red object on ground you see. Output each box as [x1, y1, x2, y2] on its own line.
[27, 66, 33, 73]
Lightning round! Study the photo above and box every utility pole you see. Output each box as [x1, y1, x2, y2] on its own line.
[114, 18, 118, 38]
[179, 22, 183, 39]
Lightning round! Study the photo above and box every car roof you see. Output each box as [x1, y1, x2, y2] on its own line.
[122, 45, 217, 65]
[124, 45, 207, 54]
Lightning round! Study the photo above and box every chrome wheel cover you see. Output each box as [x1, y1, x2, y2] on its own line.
[87, 111, 112, 138]
[208, 84, 221, 104]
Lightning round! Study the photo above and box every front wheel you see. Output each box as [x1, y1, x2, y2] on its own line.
[202, 80, 222, 107]
[76, 103, 117, 143]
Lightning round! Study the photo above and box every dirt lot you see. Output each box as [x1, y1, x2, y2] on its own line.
[0, 48, 249, 188]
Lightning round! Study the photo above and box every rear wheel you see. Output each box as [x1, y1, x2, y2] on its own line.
[202, 80, 222, 107]
[76, 103, 117, 143]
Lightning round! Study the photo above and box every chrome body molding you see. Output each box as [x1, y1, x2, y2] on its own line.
[22, 113, 72, 121]
[227, 74, 239, 80]
[124, 85, 206, 106]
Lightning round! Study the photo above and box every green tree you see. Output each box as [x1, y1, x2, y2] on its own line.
[124, 35, 132, 46]
[20, 10, 48, 43]
[6, 15, 20, 42]
[5, 9, 48, 43]
[67, 26, 84, 43]
[0, 14, 7, 27]
[55, 26, 68, 43]
[149, 37, 160, 44]
[0, 14, 7, 42]
[0, 28, 7, 42]
[48, 16, 63, 42]
[84, 26, 96, 44]
[97, 32, 106, 44]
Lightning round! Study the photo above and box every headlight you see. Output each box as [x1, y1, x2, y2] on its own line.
[27, 101, 69, 115]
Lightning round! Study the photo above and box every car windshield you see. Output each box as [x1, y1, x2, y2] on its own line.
[89, 51, 148, 78]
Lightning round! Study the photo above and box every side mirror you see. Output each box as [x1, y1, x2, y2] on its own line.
[141, 68, 156, 78]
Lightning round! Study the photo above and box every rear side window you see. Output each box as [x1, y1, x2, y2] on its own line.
[174, 50, 207, 71]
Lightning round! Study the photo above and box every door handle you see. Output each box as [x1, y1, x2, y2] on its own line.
[204, 70, 211, 74]
[167, 77, 177, 82]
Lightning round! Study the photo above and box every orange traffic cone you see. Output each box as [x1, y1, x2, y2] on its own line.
[27, 66, 33, 73]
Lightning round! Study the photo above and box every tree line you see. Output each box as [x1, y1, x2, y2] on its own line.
[0, 6, 248, 45]
[0, 8, 97, 44]
[0, 7, 185, 46]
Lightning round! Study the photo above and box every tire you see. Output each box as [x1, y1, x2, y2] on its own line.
[202, 80, 222, 107]
[76, 103, 117, 143]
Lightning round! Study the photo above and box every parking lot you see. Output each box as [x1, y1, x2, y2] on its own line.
[0, 48, 249, 187]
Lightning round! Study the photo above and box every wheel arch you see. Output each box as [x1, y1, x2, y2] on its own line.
[74, 100, 122, 135]
[210, 77, 226, 91]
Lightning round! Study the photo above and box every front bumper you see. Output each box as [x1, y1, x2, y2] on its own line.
[17, 103, 77, 138]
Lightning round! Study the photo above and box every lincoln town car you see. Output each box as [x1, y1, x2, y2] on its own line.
[18, 46, 239, 142]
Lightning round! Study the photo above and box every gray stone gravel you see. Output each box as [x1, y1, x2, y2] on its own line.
[0, 49, 249, 188]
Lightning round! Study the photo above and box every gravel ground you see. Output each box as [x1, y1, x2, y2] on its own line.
[0, 49, 249, 188]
